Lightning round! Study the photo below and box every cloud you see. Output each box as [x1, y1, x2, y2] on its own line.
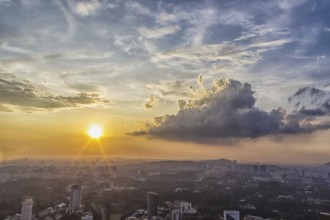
[197, 74, 203, 84]
[113, 34, 144, 54]
[311, 0, 317, 12]
[131, 78, 330, 142]
[65, 81, 100, 92]
[68, 0, 102, 17]
[288, 86, 330, 117]
[145, 80, 191, 97]
[183, 7, 219, 45]
[138, 25, 181, 39]
[291, 87, 325, 99]
[1, 42, 34, 55]
[0, 104, 13, 112]
[288, 86, 327, 107]
[0, 0, 12, 7]
[124, 1, 153, 17]
[144, 95, 155, 109]
[250, 39, 292, 48]
[0, 73, 109, 111]
[151, 39, 291, 72]
[234, 25, 274, 42]
[156, 12, 178, 25]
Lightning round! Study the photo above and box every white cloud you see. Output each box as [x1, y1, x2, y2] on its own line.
[156, 12, 178, 25]
[69, 0, 102, 16]
[250, 39, 291, 48]
[235, 25, 274, 41]
[182, 7, 218, 45]
[125, 1, 153, 16]
[1, 43, 34, 55]
[293, 25, 322, 55]
[113, 35, 139, 54]
[55, 0, 76, 39]
[278, 0, 307, 10]
[151, 38, 290, 72]
[65, 51, 113, 60]
[138, 25, 181, 39]
[113, 34, 157, 55]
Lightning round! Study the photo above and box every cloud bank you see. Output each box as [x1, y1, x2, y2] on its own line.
[132, 78, 330, 141]
[0, 73, 109, 111]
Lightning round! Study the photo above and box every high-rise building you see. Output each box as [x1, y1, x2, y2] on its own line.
[70, 184, 81, 211]
[147, 192, 158, 220]
[21, 198, 33, 220]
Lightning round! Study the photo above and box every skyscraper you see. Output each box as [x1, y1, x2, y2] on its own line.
[21, 198, 33, 220]
[70, 184, 81, 211]
[147, 192, 158, 220]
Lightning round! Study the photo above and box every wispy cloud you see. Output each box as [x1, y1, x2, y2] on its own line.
[68, 0, 102, 17]
[151, 38, 291, 73]
[124, 1, 153, 17]
[156, 12, 178, 25]
[145, 80, 191, 98]
[138, 25, 181, 39]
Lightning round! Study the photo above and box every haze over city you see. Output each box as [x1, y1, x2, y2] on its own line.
[1, 0, 330, 164]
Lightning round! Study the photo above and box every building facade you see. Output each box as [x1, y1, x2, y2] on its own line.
[70, 184, 81, 211]
[21, 198, 33, 220]
[147, 192, 158, 220]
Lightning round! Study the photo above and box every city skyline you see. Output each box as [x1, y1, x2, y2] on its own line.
[2, 158, 330, 219]
[1, 0, 330, 163]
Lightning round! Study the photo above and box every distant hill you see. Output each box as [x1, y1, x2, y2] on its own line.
[145, 158, 237, 167]
[204, 158, 237, 165]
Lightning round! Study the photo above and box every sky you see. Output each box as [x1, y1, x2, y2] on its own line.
[1, 0, 330, 163]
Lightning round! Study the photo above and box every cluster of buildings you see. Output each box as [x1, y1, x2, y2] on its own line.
[126, 192, 198, 220]
[3, 159, 330, 219]
[126, 192, 275, 220]
[4, 184, 91, 220]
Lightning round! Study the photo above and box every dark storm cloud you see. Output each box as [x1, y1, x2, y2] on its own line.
[288, 87, 326, 105]
[297, 107, 326, 116]
[288, 86, 330, 118]
[0, 73, 109, 111]
[131, 78, 330, 141]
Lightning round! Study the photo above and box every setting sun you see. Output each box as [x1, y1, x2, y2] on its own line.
[87, 125, 103, 139]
